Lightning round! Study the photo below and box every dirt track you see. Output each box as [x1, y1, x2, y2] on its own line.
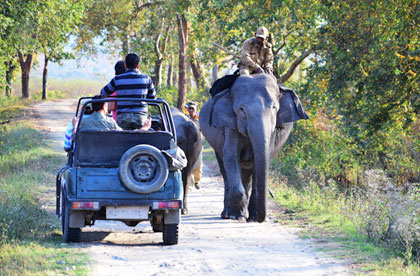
[33, 99, 352, 275]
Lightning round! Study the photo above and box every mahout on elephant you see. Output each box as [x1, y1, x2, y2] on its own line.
[199, 73, 308, 222]
[172, 108, 203, 215]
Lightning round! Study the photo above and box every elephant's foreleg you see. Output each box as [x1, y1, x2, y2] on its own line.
[223, 129, 247, 220]
[240, 168, 252, 219]
[247, 171, 258, 222]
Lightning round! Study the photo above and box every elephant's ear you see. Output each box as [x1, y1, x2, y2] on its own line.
[277, 84, 309, 127]
[209, 89, 237, 130]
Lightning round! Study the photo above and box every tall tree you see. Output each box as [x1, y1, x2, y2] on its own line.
[38, 0, 85, 100]
[176, 13, 188, 108]
[1, 0, 43, 98]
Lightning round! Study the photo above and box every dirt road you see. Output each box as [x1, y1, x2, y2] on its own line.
[33, 99, 351, 275]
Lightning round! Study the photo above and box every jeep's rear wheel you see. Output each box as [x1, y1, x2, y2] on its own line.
[151, 215, 163, 232]
[163, 223, 179, 245]
[62, 194, 81, 243]
[119, 145, 169, 194]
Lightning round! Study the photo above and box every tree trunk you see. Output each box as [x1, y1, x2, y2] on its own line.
[153, 23, 170, 89]
[153, 59, 163, 88]
[167, 56, 173, 87]
[176, 13, 188, 109]
[42, 54, 49, 100]
[212, 64, 219, 84]
[186, 62, 192, 92]
[190, 56, 207, 90]
[172, 65, 178, 88]
[5, 60, 16, 97]
[122, 24, 130, 56]
[18, 52, 34, 99]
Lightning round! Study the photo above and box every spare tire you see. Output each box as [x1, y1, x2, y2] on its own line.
[119, 145, 169, 194]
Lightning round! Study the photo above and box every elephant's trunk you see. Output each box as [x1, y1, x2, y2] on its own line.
[248, 121, 271, 223]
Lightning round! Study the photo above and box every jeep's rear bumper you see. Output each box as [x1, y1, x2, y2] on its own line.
[68, 199, 182, 211]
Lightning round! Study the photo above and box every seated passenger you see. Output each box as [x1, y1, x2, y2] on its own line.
[64, 104, 93, 152]
[101, 53, 156, 130]
[79, 95, 122, 131]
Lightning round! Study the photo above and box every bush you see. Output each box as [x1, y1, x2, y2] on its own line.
[344, 170, 420, 263]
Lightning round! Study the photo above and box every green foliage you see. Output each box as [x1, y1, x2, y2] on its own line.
[273, 109, 361, 188]
[307, 0, 420, 165]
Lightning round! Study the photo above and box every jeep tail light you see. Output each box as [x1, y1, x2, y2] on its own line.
[72, 201, 100, 210]
[152, 201, 179, 209]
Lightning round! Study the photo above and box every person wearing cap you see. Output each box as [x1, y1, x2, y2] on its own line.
[238, 26, 274, 76]
[186, 101, 199, 121]
[183, 101, 202, 189]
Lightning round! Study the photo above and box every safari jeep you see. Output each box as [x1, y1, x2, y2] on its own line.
[56, 97, 185, 245]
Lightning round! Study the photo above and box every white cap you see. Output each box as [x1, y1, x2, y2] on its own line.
[256, 26, 268, 39]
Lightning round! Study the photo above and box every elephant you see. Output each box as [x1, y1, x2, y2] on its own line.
[172, 108, 203, 215]
[199, 73, 308, 222]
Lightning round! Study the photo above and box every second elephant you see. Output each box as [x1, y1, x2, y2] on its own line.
[172, 108, 203, 215]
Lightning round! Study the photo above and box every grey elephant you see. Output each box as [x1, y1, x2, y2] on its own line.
[199, 73, 308, 222]
[172, 108, 203, 215]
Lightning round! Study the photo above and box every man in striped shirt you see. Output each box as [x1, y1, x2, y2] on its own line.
[101, 53, 156, 130]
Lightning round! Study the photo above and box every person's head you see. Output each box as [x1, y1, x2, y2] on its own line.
[255, 26, 268, 45]
[91, 95, 106, 112]
[186, 101, 198, 118]
[125, 53, 140, 69]
[114, 60, 126, 75]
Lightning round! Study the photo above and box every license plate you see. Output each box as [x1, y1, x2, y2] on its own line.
[106, 206, 149, 219]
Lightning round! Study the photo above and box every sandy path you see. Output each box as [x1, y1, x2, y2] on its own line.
[32, 99, 352, 276]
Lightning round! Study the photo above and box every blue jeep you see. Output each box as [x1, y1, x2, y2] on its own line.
[56, 97, 184, 245]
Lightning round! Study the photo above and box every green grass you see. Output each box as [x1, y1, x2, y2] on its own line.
[270, 177, 420, 275]
[0, 96, 90, 275]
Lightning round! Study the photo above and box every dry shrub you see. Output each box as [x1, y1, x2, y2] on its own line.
[351, 169, 420, 263]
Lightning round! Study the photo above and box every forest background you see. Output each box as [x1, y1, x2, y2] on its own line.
[0, 0, 419, 274]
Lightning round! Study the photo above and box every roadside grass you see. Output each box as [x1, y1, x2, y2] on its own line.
[0, 240, 89, 276]
[269, 176, 420, 275]
[0, 97, 89, 275]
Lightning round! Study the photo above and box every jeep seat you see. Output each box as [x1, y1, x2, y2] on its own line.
[74, 130, 174, 167]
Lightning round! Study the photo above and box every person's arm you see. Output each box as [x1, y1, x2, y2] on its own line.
[64, 121, 73, 151]
[107, 92, 117, 111]
[241, 39, 262, 72]
[64, 116, 78, 151]
[146, 76, 156, 99]
[101, 78, 117, 97]
[263, 43, 274, 72]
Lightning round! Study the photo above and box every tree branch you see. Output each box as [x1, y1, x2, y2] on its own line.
[278, 49, 312, 83]
[211, 42, 240, 59]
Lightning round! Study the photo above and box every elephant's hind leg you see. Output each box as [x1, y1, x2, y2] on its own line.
[215, 152, 230, 219]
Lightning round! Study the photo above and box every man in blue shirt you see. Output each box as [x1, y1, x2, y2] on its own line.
[101, 53, 156, 130]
